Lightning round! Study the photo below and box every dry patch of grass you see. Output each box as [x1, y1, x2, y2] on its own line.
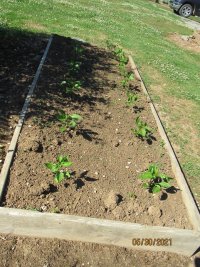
[168, 31, 200, 53]
[24, 21, 47, 32]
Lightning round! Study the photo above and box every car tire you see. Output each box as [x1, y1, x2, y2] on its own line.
[178, 4, 193, 17]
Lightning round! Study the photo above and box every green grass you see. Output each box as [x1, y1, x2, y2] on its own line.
[1, 0, 200, 202]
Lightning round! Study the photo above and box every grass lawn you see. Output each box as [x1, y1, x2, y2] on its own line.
[0, 0, 200, 203]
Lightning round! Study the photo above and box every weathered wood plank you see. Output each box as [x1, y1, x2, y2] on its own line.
[0, 208, 199, 256]
[129, 55, 200, 231]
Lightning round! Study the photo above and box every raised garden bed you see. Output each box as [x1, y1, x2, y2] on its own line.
[0, 35, 199, 256]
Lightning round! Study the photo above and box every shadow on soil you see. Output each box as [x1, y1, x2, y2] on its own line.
[0, 25, 48, 169]
[26, 34, 118, 129]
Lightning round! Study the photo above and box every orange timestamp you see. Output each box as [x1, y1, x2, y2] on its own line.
[132, 238, 172, 246]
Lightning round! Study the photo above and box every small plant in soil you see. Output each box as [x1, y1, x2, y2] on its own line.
[57, 110, 82, 132]
[61, 79, 81, 94]
[114, 47, 128, 65]
[126, 91, 138, 106]
[68, 60, 81, 72]
[122, 72, 134, 88]
[131, 117, 153, 141]
[74, 44, 84, 55]
[45, 155, 73, 183]
[139, 164, 173, 193]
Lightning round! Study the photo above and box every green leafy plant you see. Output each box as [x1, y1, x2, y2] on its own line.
[139, 164, 173, 193]
[122, 72, 134, 88]
[69, 60, 81, 72]
[61, 79, 81, 94]
[74, 45, 84, 55]
[57, 110, 82, 132]
[113, 47, 128, 64]
[126, 91, 138, 106]
[131, 117, 152, 140]
[45, 155, 73, 183]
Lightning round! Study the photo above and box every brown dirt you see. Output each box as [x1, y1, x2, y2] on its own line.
[168, 30, 200, 53]
[0, 234, 197, 267]
[2, 35, 192, 230]
[0, 30, 47, 172]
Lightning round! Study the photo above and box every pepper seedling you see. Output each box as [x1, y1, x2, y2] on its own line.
[57, 110, 82, 132]
[139, 164, 173, 193]
[126, 91, 138, 106]
[61, 79, 81, 94]
[45, 155, 73, 183]
[74, 45, 84, 55]
[131, 117, 152, 140]
[122, 72, 134, 88]
[68, 60, 81, 72]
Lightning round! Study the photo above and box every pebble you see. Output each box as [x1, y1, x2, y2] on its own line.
[104, 190, 121, 210]
[148, 206, 162, 218]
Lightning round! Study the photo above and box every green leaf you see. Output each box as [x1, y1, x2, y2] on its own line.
[54, 172, 65, 183]
[69, 120, 76, 129]
[45, 163, 59, 173]
[128, 73, 134, 80]
[142, 183, 149, 189]
[149, 164, 159, 177]
[158, 182, 171, 188]
[60, 81, 66, 85]
[140, 128, 146, 137]
[61, 161, 72, 167]
[60, 126, 66, 132]
[139, 171, 153, 179]
[57, 156, 63, 163]
[64, 171, 71, 178]
[57, 114, 67, 122]
[70, 114, 82, 121]
[152, 185, 161, 193]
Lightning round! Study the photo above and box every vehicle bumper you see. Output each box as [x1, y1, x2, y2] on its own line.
[169, 2, 182, 11]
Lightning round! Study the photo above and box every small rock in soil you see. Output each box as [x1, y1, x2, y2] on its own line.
[104, 191, 121, 210]
[148, 206, 162, 218]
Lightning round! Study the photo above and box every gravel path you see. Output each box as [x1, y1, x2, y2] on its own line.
[181, 17, 200, 30]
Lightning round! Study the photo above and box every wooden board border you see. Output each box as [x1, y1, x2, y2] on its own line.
[0, 207, 199, 256]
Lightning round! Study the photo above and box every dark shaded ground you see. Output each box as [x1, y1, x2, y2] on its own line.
[0, 26, 47, 171]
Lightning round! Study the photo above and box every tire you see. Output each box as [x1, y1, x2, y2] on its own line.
[178, 4, 193, 18]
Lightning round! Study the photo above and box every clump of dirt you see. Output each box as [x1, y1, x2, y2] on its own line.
[168, 30, 200, 52]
